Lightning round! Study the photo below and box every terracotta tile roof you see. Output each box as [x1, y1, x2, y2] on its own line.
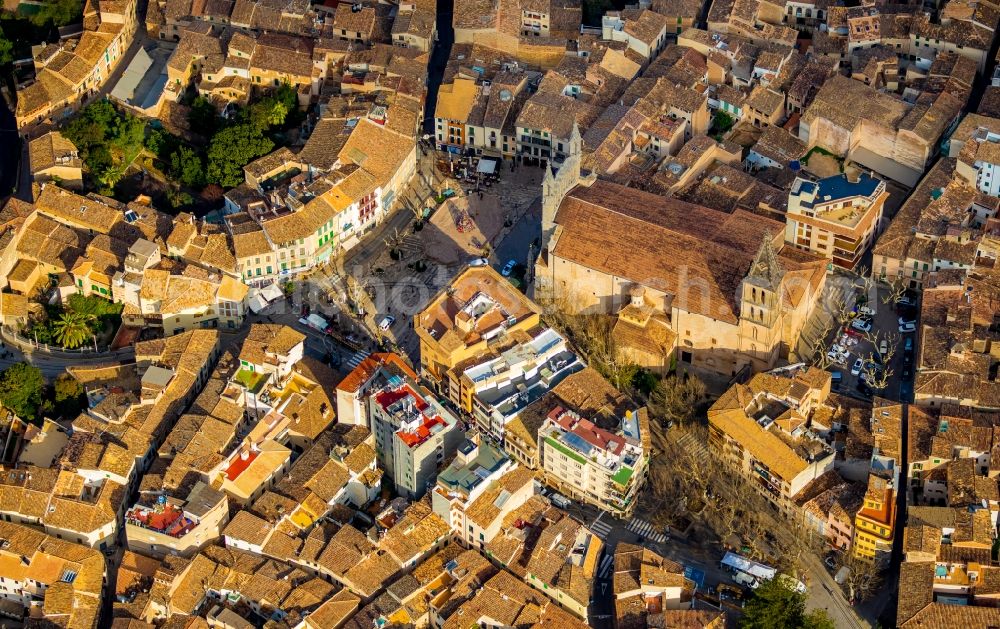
[900, 602, 1000, 628]
[465, 466, 535, 528]
[303, 589, 361, 629]
[29, 131, 81, 173]
[224, 510, 272, 546]
[550, 179, 784, 323]
[380, 502, 450, 565]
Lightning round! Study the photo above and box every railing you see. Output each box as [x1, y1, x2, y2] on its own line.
[1, 326, 135, 358]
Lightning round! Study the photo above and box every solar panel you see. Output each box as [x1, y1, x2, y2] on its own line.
[562, 432, 594, 457]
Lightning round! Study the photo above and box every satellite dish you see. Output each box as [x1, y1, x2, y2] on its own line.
[499, 89, 512, 102]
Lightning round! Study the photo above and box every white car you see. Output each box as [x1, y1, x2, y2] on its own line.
[899, 321, 916, 333]
[859, 305, 876, 317]
[378, 315, 395, 331]
[897, 316, 916, 326]
[851, 358, 864, 376]
[850, 318, 872, 333]
[468, 257, 489, 267]
[879, 339, 888, 356]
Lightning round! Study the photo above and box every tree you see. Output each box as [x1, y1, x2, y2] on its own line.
[64, 100, 117, 150]
[52, 374, 85, 418]
[166, 188, 193, 209]
[201, 183, 224, 203]
[714, 111, 735, 133]
[648, 374, 707, 428]
[882, 277, 907, 305]
[188, 96, 219, 137]
[28, 0, 83, 26]
[249, 96, 289, 129]
[842, 552, 884, 604]
[110, 111, 146, 153]
[741, 579, 835, 629]
[170, 145, 205, 188]
[0, 364, 45, 421]
[0, 26, 14, 67]
[96, 163, 127, 191]
[246, 83, 299, 130]
[206, 124, 274, 188]
[52, 311, 96, 349]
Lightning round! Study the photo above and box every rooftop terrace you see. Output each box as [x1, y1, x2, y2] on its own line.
[125, 501, 196, 539]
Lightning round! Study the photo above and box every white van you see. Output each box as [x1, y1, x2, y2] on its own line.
[733, 572, 758, 588]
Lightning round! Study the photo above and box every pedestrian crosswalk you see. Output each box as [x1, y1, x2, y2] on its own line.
[346, 351, 370, 369]
[590, 517, 613, 540]
[597, 555, 614, 579]
[627, 518, 668, 543]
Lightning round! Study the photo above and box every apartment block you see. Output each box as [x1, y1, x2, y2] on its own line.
[431, 438, 538, 550]
[415, 265, 542, 391]
[708, 366, 837, 518]
[367, 372, 463, 499]
[454, 325, 582, 442]
[537, 403, 648, 518]
[785, 173, 888, 269]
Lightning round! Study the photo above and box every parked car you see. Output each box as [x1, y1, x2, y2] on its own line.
[851, 318, 872, 333]
[468, 257, 489, 267]
[824, 555, 837, 571]
[896, 295, 916, 308]
[378, 315, 395, 331]
[851, 358, 864, 376]
[879, 339, 888, 357]
[859, 304, 876, 317]
[898, 316, 916, 326]
[899, 321, 916, 333]
[501, 259, 516, 276]
[904, 337, 914, 352]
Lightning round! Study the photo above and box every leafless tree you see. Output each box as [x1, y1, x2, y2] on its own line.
[383, 227, 407, 251]
[842, 553, 884, 603]
[857, 329, 898, 391]
[345, 275, 370, 316]
[807, 318, 837, 369]
[881, 277, 907, 306]
[827, 290, 855, 330]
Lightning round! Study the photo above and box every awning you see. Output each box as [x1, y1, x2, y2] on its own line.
[306, 313, 329, 330]
[260, 282, 284, 302]
[721, 552, 776, 580]
[477, 158, 499, 174]
[248, 293, 269, 314]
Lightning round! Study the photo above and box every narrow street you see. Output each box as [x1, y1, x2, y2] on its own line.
[0, 90, 20, 200]
[422, 0, 454, 136]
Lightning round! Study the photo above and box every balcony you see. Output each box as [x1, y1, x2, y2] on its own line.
[519, 135, 551, 147]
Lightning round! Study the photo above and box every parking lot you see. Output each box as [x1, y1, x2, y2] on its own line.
[821, 284, 918, 403]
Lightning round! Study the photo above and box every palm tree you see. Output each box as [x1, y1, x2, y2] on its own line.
[52, 311, 96, 349]
[97, 163, 126, 190]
